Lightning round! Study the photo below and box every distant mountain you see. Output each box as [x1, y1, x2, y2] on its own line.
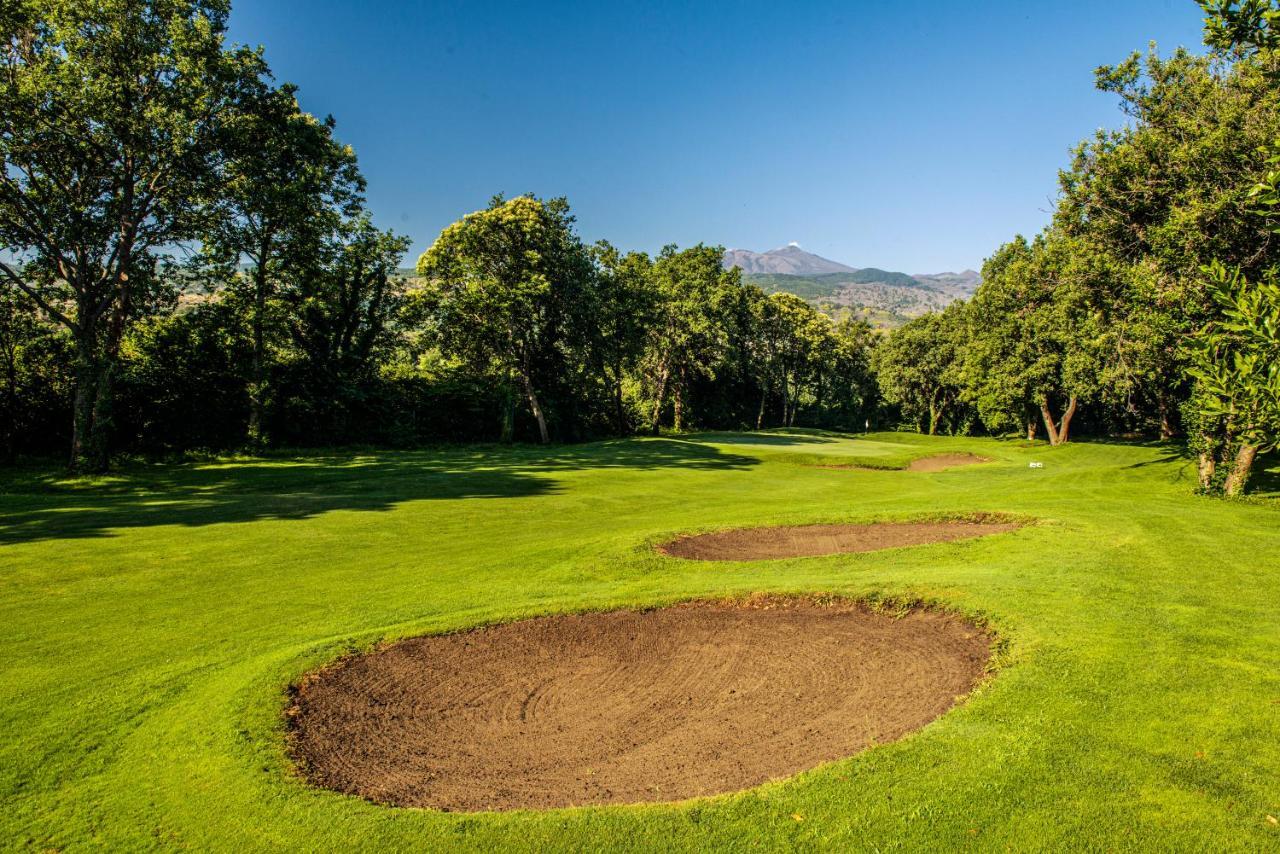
[912, 270, 981, 298]
[723, 248, 981, 329]
[723, 244, 856, 276]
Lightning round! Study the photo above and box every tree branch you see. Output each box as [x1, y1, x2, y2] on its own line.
[0, 261, 77, 332]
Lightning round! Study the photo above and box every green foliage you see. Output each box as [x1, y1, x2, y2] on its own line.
[116, 301, 253, 452]
[960, 232, 1111, 443]
[642, 244, 748, 432]
[588, 242, 659, 433]
[872, 306, 967, 435]
[1186, 263, 1280, 451]
[195, 78, 366, 444]
[413, 195, 596, 443]
[1199, 0, 1280, 53]
[0, 0, 268, 470]
[0, 279, 71, 460]
[1183, 261, 1280, 493]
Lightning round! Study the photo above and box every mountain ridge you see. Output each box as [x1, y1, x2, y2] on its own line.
[722, 246, 980, 329]
[723, 244, 856, 275]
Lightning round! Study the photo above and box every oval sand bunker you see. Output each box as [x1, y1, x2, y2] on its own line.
[659, 519, 1019, 561]
[906, 453, 990, 472]
[288, 599, 990, 811]
[818, 453, 991, 473]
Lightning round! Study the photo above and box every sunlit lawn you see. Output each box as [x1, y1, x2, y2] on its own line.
[1, 431, 1278, 851]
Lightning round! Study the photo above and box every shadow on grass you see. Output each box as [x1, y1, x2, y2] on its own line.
[1249, 451, 1280, 498]
[0, 438, 757, 545]
[1122, 449, 1192, 470]
[691, 431, 837, 446]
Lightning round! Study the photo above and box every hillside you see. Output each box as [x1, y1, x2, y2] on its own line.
[722, 244, 855, 275]
[724, 247, 979, 328]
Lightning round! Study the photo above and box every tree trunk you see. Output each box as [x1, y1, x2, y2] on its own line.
[650, 361, 669, 435]
[1157, 394, 1176, 440]
[1223, 444, 1259, 496]
[785, 375, 797, 427]
[79, 179, 139, 474]
[2, 342, 16, 465]
[927, 401, 940, 436]
[672, 379, 685, 433]
[84, 359, 118, 473]
[519, 372, 549, 444]
[69, 331, 99, 472]
[780, 374, 789, 428]
[1197, 451, 1215, 491]
[611, 361, 627, 435]
[1040, 399, 1061, 446]
[499, 376, 516, 443]
[814, 372, 826, 424]
[247, 248, 269, 446]
[1057, 396, 1078, 445]
[756, 385, 767, 430]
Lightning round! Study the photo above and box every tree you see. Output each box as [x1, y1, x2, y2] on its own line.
[413, 195, 594, 444]
[1183, 262, 1280, 495]
[643, 245, 742, 433]
[0, 278, 53, 462]
[962, 233, 1109, 445]
[588, 242, 656, 434]
[1055, 37, 1280, 437]
[282, 215, 410, 393]
[873, 307, 966, 435]
[817, 317, 877, 430]
[1199, 0, 1280, 55]
[0, 0, 265, 471]
[750, 292, 837, 428]
[197, 83, 363, 445]
[1171, 2, 1280, 495]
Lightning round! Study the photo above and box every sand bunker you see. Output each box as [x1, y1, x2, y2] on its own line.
[817, 453, 991, 473]
[287, 598, 990, 811]
[905, 453, 990, 472]
[658, 519, 1019, 561]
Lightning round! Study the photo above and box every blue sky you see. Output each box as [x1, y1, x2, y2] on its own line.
[228, 0, 1206, 273]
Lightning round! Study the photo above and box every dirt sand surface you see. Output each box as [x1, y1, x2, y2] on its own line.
[905, 453, 991, 472]
[658, 520, 1019, 561]
[288, 599, 990, 811]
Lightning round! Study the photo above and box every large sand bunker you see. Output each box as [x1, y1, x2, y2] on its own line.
[658, 519, 1020, 561]
[287, 598, 990, 811]
[905, 453, 990, 472]
[818, 453, 991, 473]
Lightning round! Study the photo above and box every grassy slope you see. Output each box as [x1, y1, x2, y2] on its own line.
[1, 433, 1278, 852]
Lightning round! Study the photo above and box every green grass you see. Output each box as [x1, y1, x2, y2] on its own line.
[2, 432, 1278, 851]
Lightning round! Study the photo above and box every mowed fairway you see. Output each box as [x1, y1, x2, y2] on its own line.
[1, 432, 1278, 851]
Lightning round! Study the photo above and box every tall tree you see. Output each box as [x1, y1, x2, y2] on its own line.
[750, 291, 833, 428]
[197, 83, 363, 445]
[1184, 261, 1280, 494]
[874, 307, 967, 436]
[0, 0, 265, 470]
[1055, 37, 1280, 437]
[588, 242, 656, 435]
[962, 233, 1109, 444]
[282, 214, 410, 390]
[643, 245, 742, 433]
[413, 195, 593, 444]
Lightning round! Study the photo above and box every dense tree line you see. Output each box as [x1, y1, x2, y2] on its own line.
[873, 0, 1280, 495]
[0, 0, 878, 469]
[3, 0, 1277, 497]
